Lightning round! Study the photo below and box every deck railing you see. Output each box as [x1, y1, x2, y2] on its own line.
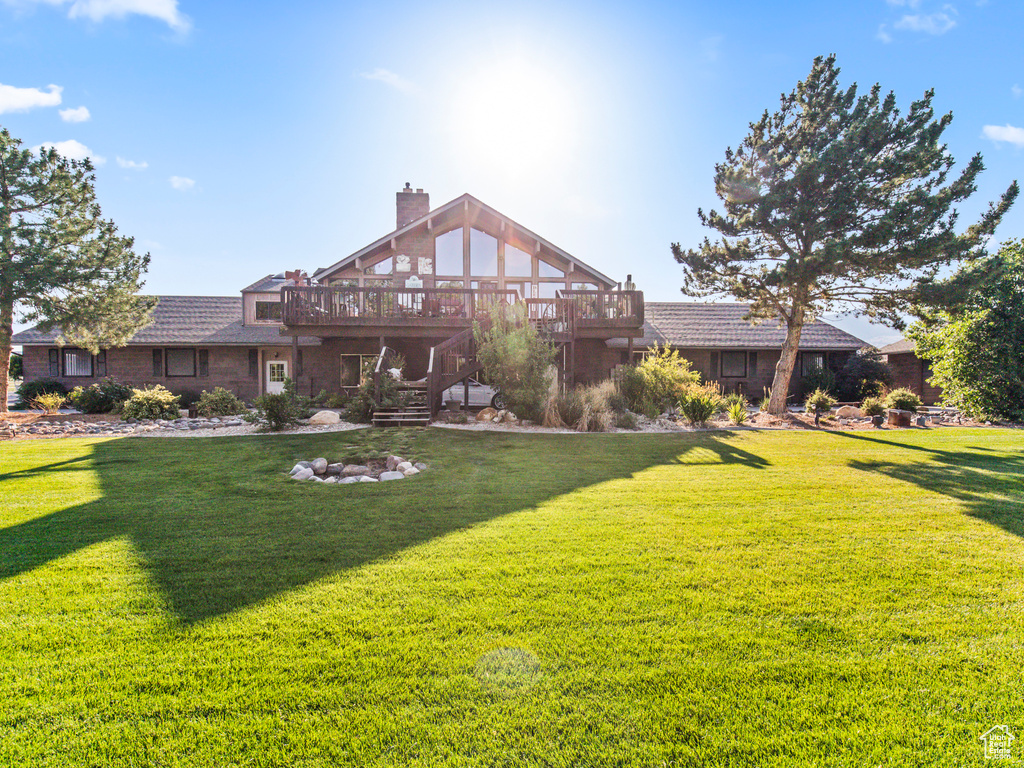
[282, 286, 644, 329]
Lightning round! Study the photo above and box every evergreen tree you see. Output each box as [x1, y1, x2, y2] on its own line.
[0, 127, 155, 412]
[908, 239, 1024, 421]
[673, 55, 1017, 415]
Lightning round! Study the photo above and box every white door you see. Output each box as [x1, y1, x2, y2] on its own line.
[266, 360, 288, 394]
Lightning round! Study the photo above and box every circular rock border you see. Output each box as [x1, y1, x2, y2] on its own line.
[289, 454, 427, 484]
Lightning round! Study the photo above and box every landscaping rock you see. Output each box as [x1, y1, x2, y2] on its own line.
[358, 476, 379, 483]
[500, 410, 517, 423]
[835, 405, 863, 418]
[379, 471, 405, 481]
[295, 461, 311, 469]
[323, 476, 339, 484]
[325, 462, 344, 476]
[887, 409, 913, 428]
[414, 462, 427, 471]
[292, 468, 315, 481]
[339, 476, 360, 484]
[309, 410, 341, 425]
[402, 466, 420, 477]
[386, 455, 405, 471]
[396, 461, 413, 472]
[310, 458, 328, 475]
[476, 407, 498, 422]
[343, 464, 371, 477]
[289, 463, 307, 476]
[309, 476, 324, 482]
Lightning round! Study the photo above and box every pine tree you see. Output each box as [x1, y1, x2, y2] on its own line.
[673, 55, 1017, 415]
[0, 126, 155, 412]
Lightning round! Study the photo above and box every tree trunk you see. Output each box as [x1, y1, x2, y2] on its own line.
[0, 296, 12, 415]
[767, 305, 805, 416]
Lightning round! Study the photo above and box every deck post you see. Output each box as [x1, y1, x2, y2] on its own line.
[291, 335, 298, 401]
[627, 335, 633, 363]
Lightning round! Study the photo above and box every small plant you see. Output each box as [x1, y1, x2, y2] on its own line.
[244, 392, 298, 432]
[727, 400, 748, 425]
[614, 411, 639, 430]
[759, 387, 772, 412]
[805, 388, 837, 414]
[679, 389, 718, 427]
[68, 378, 133, 414]
[121, 385, 181, 420]
[861, 396, 886, 417]
[31, 392, 67, 414]
[546, 388, 585, 428]
[884, 388, 923, 412]
[15, 378, 67, 409]
[616, 365, 647, 412]
[577, 382, 614, 432]
[196, 387, 247, 417]
[723, 392, 747, 411]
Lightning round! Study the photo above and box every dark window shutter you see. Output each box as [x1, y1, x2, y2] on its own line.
[96, 350, 107, 377]
[198, 349, 209, 377]
[710, 351, 719, 379]
[296, 349, 303, 377]
[748, 351, 757, 377]
[152, 349, 163, 377]
[248, 349, 258, 379]
[48, 349, 60, 377]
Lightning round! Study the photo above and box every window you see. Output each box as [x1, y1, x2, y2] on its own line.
[504, 243, 532, 277]
[341, 354, 373, 387]
[63, 349, 93, 377]
[434, 229, 463, 276]
[296, 349, 303, 377]
[198, 349, 209, 377]
[802, 352, 826, 376]
[721, 351, 747, 378]
[364, 256, 393, 275]
[537, 282, 561, 299]
[255, 301, 282, 322]
[538, 258, 564, 278]
[572, 282, 598, 291]
[248, 349, 259, 379]
[469, 228, 498, 276]
[165, 348, 196, 377]
[152, 349, 163, 377]
[709, 351, 719, 380]
[48, 349, 60, 378]
[96, 350, 107, 377]
[748, 351, 757, 377]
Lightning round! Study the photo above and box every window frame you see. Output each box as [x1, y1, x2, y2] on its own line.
[254, 300, 283, 323]
[62, 348, 94, 378]
[340, 353, 374, 388]
[164, 347, 197, 378]
[801, 352, 827, 377]
[720, 350, 748, 378]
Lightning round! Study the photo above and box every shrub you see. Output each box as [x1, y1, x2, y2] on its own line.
[577, 382, 614, 433]
[800, 365, 836, 399]
[196, 387, 247, 417]
[805, 388, 837, 414]
[679, 388, 718, 427]
[728, 400, 748, 425]
[15, 378, 67, 408]
[31, 392, 66, 414]
[884, 388, 923, 412]
[835, 351, 893, 401]
[636, 345, 701, 409]
[861, 396, 886, 417]
[9, 352, 23, 380]
[174, 389, 202, 409]
[474, 304, 555, 423]
[616, 365, 648, 412]
[614, 411, 639, 430]
[121, 385, 181, 420]
[68, 378, 133, 414]
[244, 392, 298, 432]
[722, 392, 747, 411]
[546, 387, 585, 428]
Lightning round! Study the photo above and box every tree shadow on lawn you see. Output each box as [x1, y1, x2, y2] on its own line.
[838, 431, 1024, 537]
[0, 429, 768, 625]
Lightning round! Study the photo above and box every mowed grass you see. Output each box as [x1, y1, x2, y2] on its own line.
[1, 426, 1023, 766]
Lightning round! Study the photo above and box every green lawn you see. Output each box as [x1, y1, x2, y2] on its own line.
[1, 427, 1023, 766]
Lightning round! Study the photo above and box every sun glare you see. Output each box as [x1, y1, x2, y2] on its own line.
[449, 57, 579, 180]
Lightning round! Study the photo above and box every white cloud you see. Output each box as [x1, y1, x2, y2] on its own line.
[1012, 84, 1022, 99]
[13, 0, 190, 32]
[982, 124, 1024, 147]
[169, 175, 194, 191]
[894, 7, 958, 35]
[876, 24, 893, 43]
[886, 0, 922, 6]
[59, 105, 90, 122]
[33, 139, 106, 165]
[358, 68, 415, 93]
[0, 82, 62, 114]
[116, 156, 147, 170]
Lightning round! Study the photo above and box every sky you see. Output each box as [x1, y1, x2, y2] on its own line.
[2, 0, 1023, 347]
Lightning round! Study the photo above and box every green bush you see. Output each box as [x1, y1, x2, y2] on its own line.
[614, 411, 639, 430]
[31, 392, 66, 414]
[616, 365, 648, 412]
[244, 392, 297, 432]
[800, 365, 837, 399]
[121, 385, 181, 420]
[68, 378, 133, 414]
[835, 351, 893, 401]
[805, 388, 837, 414]
[474, 304, 555, 423]
[722, 392, 747, 411]
[9, 352, 23, 380]
[636, 345, 701, 409]
[884, 388, 923, 412]
[196, 387, 247, 417]
[861, 396, 886, 417]
[547, 388, 585, 428]
[728, 400, 748, 425]
[15, 378, 67, 408]
[679, 388, 718, 427]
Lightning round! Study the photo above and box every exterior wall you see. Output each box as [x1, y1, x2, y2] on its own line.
[397, 189, 429, 228]
[243, 292, 283, 325]
[886, 352, 943, 404]
[23, 344, 264, 401]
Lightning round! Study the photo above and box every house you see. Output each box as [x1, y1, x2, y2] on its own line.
[879, 338, 943, 404]
[607, 303, 866, 398]
[13, 186, 868, 411]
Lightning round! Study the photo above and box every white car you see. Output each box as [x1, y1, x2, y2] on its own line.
[442, 377, 504, 409]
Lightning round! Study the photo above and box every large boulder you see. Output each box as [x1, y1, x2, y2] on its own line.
[292, 467, 315, 481]
[325, 463, 345, 476]
[309, 410, 341, 425]
[310, 458, 328, 475]
[386, 455, 405, 471]
[343, 464, 371, 477]
[402, 467, 420, 477]
[476, 407, 498, 422]
[396, 461, 413, 473]
[379, 471, 405, 481]
[836, 405, 863, 418]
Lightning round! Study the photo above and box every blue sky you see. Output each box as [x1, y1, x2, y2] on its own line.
[3, 0, 1022, 346]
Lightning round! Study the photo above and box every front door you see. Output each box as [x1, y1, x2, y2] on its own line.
[266, 360, 288, 394]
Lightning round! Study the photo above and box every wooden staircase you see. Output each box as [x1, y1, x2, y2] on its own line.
[371, 380, 431, 427]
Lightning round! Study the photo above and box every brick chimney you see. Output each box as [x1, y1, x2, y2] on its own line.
[396, 183, 429, 229]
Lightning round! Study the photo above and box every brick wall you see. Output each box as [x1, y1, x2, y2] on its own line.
[887, 352, 942, 404]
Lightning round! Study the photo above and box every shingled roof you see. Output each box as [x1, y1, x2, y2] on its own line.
[607, 302, 866, 350]
[11, 296, 320, 347]
[878, 338, 915, 355]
